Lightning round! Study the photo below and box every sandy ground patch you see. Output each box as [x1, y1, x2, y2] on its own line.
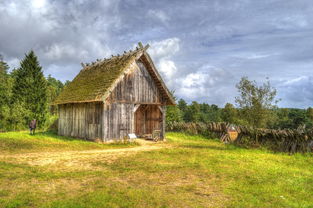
[0, 139, 169, 170]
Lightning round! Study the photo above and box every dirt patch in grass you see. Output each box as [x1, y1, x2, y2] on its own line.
[0, 141, 170, 171]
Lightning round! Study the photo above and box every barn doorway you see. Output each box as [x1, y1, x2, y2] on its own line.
[134, 104, 163, 137]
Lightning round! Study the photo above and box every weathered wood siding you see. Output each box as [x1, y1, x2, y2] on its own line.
[58, 60, 167, 142]
[58, 102, 103, 140]
[103, 60, 165, 141]
[135, 105, 162, 136]
[102, 103, 134, 141]
[108, 60, 163, 104]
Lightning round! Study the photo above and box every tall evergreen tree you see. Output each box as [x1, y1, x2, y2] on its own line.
[12, 51, 48, 128]
[47, 74, 64, 104]
[0, 55, 11, 130]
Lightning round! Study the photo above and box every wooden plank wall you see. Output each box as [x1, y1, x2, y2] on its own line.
[103, 103, 134, 141]
[58, 102, 103, 140]
[103, 60, 166, 141]
[108, 60, 163, 104]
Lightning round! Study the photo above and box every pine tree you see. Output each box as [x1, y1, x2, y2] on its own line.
[0, 55, 11, 130]
[12, 51, 48, 128]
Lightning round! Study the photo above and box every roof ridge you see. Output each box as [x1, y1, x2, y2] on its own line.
[80, 46, 147, 71]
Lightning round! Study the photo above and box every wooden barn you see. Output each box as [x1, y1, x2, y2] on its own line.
[53, 43, 175, 142]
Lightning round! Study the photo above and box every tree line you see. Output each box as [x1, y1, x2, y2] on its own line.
[167, 77, 313, 130]
[0, 52, 66, 131]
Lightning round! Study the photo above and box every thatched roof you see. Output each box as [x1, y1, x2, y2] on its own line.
[53, 43, 175, 105]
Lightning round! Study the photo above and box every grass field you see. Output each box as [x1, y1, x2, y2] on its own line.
[0, 131, 312, 208]
[0, 131, 138, 153]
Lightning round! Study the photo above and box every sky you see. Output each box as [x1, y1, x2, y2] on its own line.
[0, 0, 312, 108]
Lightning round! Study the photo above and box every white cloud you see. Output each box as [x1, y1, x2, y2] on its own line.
[148, 38, 180, 59]
[31, 0, 47, 10]
[0, 0, 118, 79]
[158, 59, 177, 80]
[44, 43, 88, 61]
[175, 65, 235, 105]
[43, 38, 111, 63]
[147, 9, 169, 23]
[277, 76, 313, 108]
[147, 38, 180, 87]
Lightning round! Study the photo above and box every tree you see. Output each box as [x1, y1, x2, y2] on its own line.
[166, 92, 183, 124]
[221, 103, 238, 124]
[185, 101, 201, 122]
[199, 103, 210, 123]
[307, 107, 313, 124]
[0, 56, 11, 130]
[235, 77, 279, 128]
[166, 105, 182, 124]
[177, 99, 188, 122]
[288, 109, 310, 128]
[47, 74, 64, 104]
[12, 51, 48, 128]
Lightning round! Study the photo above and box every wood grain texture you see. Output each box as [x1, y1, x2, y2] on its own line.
[58, 102, 103, 140]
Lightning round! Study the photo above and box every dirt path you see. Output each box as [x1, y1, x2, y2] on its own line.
[0, 140, 169, 170]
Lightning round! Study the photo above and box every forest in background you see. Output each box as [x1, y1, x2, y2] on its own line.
[0, 52, 67, 131]
[167, 99, 313, 130]
[1, 51, 313, 132]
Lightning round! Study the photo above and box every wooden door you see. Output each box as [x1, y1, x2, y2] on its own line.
[135, 105, 162, 136]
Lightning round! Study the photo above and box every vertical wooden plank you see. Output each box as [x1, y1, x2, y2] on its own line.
[117, 103, 120, 140]
[161, 105, 166, 140]
[102, 104, 105, 141]
[110, 104, 113, 140]
[58, 105, 62, 135]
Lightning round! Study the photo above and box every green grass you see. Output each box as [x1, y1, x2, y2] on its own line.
[0, 132, 312, 208]
[0, 131, 137, 153]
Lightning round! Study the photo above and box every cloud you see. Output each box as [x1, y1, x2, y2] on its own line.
[147, 38, 180, 87]
[0, 0, 313, 108]
[175, 65, 235, 105]
[277, 76, 313, 108]
[147, 10, 169, 23]
[158, 59, 177, 80]
[0, 0, 117, 74]
[148, 38, 180, 59]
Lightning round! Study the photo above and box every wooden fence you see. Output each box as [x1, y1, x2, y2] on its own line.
[167, 122, 313, 154]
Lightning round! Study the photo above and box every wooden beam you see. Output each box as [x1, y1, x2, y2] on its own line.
[133, 104, 141, 113]
[158, 105, 164, 114]
[111, 101, 162, 105]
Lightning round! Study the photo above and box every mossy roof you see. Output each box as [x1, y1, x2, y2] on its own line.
[53, 49, 142, 105]
[53, 45, 175, 105]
